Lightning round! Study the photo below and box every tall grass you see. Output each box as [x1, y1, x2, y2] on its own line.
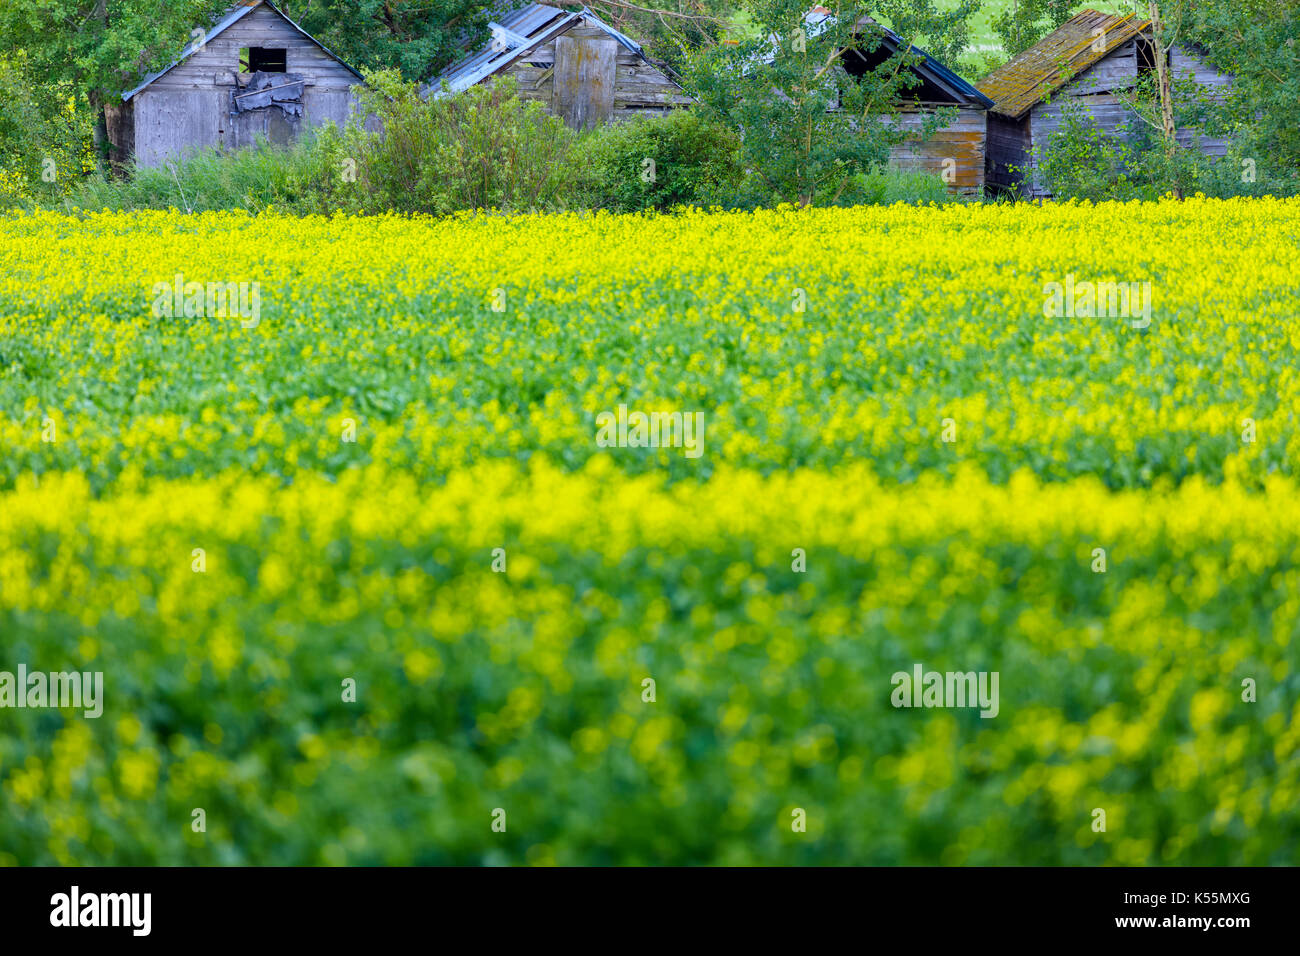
[48, 129, 346, 215]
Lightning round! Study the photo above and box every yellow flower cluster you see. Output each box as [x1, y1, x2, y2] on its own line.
[0, 199, 1297, 864]
[1, 198, 1297, 490]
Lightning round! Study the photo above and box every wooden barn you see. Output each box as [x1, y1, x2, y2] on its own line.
[780, 10, 993, 197]
[977, 9, 1234, 197]
[852, 20, 992, 197]
[424, 4, 692, 129]
[114, 0, 365, 169]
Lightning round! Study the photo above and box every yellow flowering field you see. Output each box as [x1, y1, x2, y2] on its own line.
[1, 199, 1298, 864]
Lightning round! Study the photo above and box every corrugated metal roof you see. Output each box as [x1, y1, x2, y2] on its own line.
[122, 0, 364, 102]
[424, 4, 654, 98]
[976, 10, 1149, 119]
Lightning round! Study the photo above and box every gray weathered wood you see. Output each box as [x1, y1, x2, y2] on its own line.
[123, 3, 362, 167]
[551, 35, 617, 130]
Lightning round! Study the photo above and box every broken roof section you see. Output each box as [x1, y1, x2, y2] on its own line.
[976, 9, 1150, 119]
[761, 8, 992, 109]
[425, 3, 656, 98]
[121, 0, 364, 102]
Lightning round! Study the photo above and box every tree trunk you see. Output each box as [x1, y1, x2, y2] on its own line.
[89, 90, 110, 174]
[91, 0, 111, 174]
[1149, 2, 1181, 198]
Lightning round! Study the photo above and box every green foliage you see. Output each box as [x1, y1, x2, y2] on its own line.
[874, 0, 980, 68]
[1031, 100, 1141, 202]
[346, 72, 580, 215]
[0, 54, 94, 202]
[583, 0, 732, 72]
[575, 110, 743, 212]
[686, 0, 964, 207]
[0, 0, 228, 98]
[287, 0, 489, 81]
[1033, 86, 1300, 202]
[989, 0, 1076, 58]
[1184, 0, 1300, 174]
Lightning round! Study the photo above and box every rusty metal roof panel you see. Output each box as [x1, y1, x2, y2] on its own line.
[976, 10, 1149, 120]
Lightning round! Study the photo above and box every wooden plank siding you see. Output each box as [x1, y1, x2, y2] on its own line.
[126, 4, 362, 167]
[994, 39, 1235, 198]
[497, 20, 690, 126]
[552, 35, 617, 129]
[887, 106, 987, 196]
[1171, 47, 1233, 158]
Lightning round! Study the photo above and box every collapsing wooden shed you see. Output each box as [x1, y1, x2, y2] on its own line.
[846, 17, 992, 197]
[977, 9, 1233, 197]
[777, 10, 993, 197]
[424, 4, 692, 129]
[114, 0, 365, 169]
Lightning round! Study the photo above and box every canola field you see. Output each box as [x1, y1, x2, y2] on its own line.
[1, 199, 1299, 865]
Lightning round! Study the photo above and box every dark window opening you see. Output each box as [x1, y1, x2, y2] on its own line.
[1136, 35, 1164, 77]
[240, 47, 287, 73]
[841, 39, 951, 102]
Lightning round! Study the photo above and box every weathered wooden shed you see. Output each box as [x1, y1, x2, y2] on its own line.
[113, 0, 364, 169]
[977, 9, 1234, 197]
[782, 10, 993, 197]
[424, 4, 692, 129]
[851, 19, 992, 197]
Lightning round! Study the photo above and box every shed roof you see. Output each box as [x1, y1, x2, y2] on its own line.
[976, 10, 1150, 120]
[424, 3, 670, 98]
[122, 0, 364, 102]
[762, 10, 992, 109]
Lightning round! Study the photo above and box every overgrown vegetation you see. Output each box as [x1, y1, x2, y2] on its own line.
[2, 1, 1298, 212]
[43, 72, 953, 216]
[343, 73, 579, 215]
[686, 0, 974, 207]
[1030, 50, 1300, 202]
[575, 109, 743, 212]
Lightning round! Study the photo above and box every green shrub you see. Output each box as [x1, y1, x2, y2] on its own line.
[348, 71, 579, 215]
[830, 167, 959, 206]
[1033, 96, 1300, 202]
[1029, 101, 1141, 202]
[575, 109, 742, 212]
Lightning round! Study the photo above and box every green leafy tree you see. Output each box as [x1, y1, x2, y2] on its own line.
[991, 0, 1075, 59]
[0, 52, 94, 199]
[1181, 0, 1300, 173]
[582, 0, 732, 70]
[0, 0, 229, 168]
[686, 0, 972, 207]
[874, 0, 979, 68]
[281, 0, 491, 81]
